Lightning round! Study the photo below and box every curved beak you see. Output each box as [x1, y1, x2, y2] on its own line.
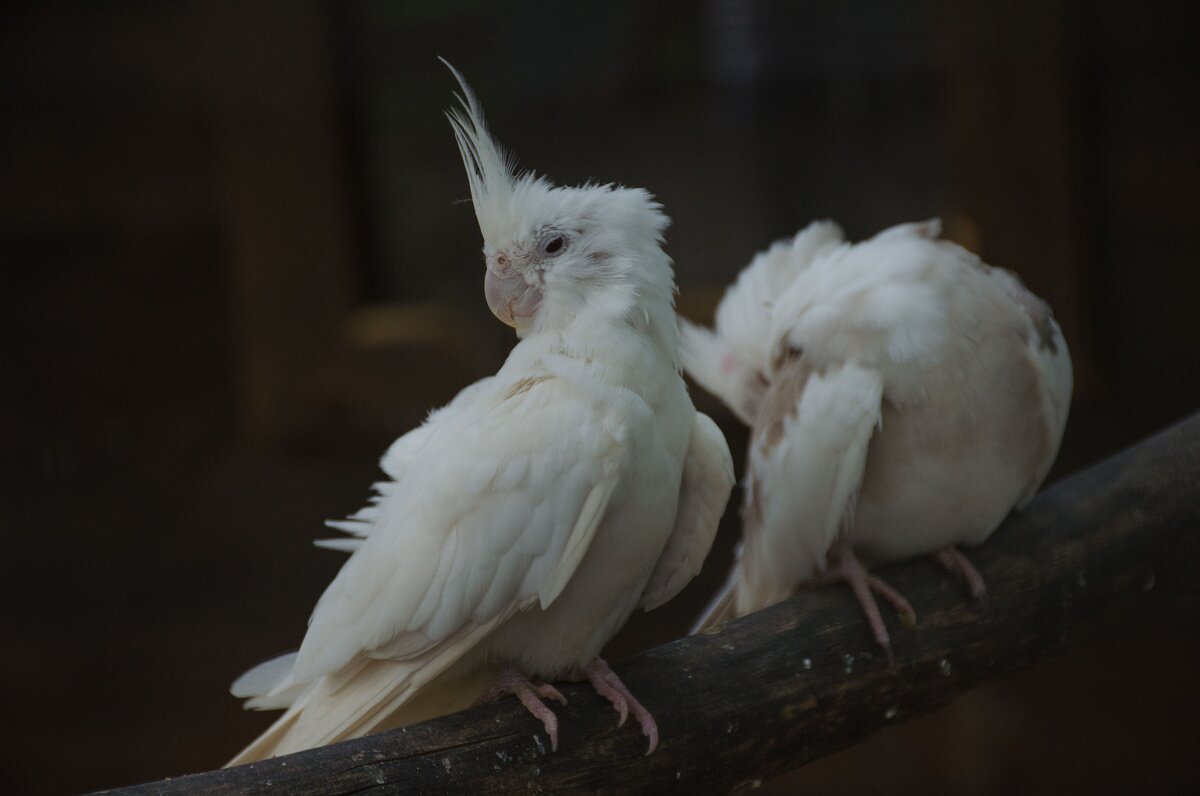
[484, 266, 542, 328]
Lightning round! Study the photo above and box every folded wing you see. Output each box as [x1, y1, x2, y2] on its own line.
[230, 376, 627, 762]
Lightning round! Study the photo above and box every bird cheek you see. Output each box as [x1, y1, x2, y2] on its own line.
[484, 267, 542, 328]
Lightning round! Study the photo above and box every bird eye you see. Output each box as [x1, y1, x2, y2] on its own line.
[540, 234, 566, 257]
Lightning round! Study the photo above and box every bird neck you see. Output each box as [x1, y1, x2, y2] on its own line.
[557, 293, 679, 372]
[516, 250, 681, 387]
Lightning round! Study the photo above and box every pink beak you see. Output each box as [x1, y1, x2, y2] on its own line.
[484, 258, 542, 328]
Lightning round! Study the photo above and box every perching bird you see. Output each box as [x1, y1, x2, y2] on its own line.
[683, 219, 1071, 655]
[226, 62, 734, 764]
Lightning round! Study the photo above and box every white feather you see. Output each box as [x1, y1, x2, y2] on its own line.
[715, 219, 846, 373]
[312, 538, 362, 554]
[687, 218, 1072, 624]
[641, 413, 736, 610]
[228, 62, 733, 763]
[678, 318, 763, 425]
[230, 652, 307, 711]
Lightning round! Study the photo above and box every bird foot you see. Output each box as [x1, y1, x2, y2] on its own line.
[583, 658, 659, 755]
[477, 664, 567, 751]
[933, 545, 988, 602]
[812, 543, 917, 663]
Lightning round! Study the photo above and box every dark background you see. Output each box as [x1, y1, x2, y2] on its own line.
[3, 1, 1198, 793]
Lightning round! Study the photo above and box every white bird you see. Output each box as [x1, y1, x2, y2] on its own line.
[227, 62, 734, 764]
[683, 219, 1071, 656]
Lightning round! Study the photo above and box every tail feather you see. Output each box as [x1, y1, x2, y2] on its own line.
[226, 660, 496, 767]
[231, 651, 309, 711]
[679, 319, 762, 426]
[226, 703, 304, 767]
[231, 651, 298, 701]
[691, 554, 799, 634]
[228, 598, 521, 766]
[690, 565, 741, 634]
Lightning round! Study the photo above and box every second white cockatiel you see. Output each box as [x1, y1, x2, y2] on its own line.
[226, 62, 733, 764]
[683, 219, 1071, 656]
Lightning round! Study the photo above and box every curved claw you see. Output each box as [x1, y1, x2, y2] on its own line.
[534, 682, 568, 706]
[866, 574, 917, 628]
[588, 674, 629, 726]
[934, 546, 988, 601]
[584, 658, 659, 754]
[817, 542, 917, 660]
[482, 665, 564, 751]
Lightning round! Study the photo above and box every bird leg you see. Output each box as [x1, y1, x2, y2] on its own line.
[476, 664, 567, 751]
[933, 545, 988, 601]
[583, 657, 659, 755]
[810, 541, 917, 663]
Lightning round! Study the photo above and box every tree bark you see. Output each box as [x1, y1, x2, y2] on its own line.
[97, 412, 1200, 795]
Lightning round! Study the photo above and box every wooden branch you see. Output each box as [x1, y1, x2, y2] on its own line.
[100, 413, 1200, 795]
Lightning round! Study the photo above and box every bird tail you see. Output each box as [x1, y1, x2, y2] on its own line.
[678, 318, 762, 426]
[692, 550, 801, 634]
[226, 656, 496, 767]
[690, 564, 743, 634]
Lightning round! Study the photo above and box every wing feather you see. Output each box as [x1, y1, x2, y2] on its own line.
[989, 270, 1074, 505]
[640, 412, 735, 610]
[736, 360, 883, 614]
[679, 319, 764, 425]
[313, 378, 499, 553]
[290, 376, 626, 684]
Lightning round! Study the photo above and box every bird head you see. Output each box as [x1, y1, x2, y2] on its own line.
[717, 220, 847, 374]
[442, 60, 674, 340]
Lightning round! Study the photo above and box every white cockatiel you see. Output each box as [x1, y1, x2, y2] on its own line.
[226, 63, 734, 764]
[683, 219, 1071, 655]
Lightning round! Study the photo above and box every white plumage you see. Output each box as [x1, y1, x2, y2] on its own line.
[684, 219, 1071, 651]
[227, 62, 733, 764]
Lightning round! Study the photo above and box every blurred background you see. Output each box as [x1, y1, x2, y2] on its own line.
[2, 1, 1198, 792]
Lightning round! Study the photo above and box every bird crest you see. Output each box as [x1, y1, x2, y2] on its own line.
[439, 58, 678, 347]
[441, 58, 536, 244]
